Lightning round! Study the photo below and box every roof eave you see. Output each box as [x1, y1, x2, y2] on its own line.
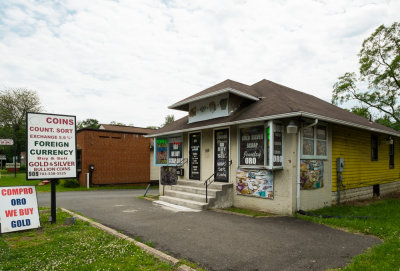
[168, 88, 259, 111]
[145, 111, 400, 138]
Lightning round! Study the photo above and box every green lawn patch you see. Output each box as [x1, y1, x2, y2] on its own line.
[222, 207, 272, 217]
[0, 173, 158, 192]
[138, 195, 159, 201]
[296, 195, 400, 270]
[0, 209, 173, 270]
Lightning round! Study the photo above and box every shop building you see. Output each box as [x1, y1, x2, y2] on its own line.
[77, 125, 158, 186]
[147, 79, 400, 214]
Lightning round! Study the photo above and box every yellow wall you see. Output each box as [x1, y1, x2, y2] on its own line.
[332, 125, 400, 191]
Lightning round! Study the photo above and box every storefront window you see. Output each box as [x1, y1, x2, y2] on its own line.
[155, 135, 183, 165]
[239, 121, 283, 169]
[168, 137, 183, 164]
[239, 126, 264, 166]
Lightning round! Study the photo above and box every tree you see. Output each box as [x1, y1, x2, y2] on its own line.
[332, 22, 400, 130]
[162, 114, 175, 127]
[77, 118, 100, 129]
[109, 121, 126, 126]
[0, 88, 42, 162]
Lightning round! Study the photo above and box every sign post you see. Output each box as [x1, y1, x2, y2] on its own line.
[26, 113, 77, 224]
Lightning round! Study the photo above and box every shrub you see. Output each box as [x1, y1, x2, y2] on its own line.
[19, 164, 26, 172]
[61, 179, 80, 188]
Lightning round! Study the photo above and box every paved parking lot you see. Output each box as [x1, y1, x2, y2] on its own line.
[38, 190, 380, 271]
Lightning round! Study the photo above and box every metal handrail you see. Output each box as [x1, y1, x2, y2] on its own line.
[175, 158, 188, 168]
[203, 160, 232, 203]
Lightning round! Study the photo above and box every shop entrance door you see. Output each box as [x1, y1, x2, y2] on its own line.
[214, 129, 229, 182]
[189, 133, 201, 180]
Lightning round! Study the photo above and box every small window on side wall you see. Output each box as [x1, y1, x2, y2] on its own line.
[301, 124, 328, 159]
[371, 135, 378, 161]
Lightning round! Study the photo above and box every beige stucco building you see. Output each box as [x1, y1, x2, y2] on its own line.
[147, 79, 400, 215]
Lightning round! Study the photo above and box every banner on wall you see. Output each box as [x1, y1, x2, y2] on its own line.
[300, 160, 324, 189]
[236, 169, 274, 199]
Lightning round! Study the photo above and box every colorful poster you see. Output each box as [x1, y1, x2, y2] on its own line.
[300, 160, 324, 189]
[236, 169, 274, 199]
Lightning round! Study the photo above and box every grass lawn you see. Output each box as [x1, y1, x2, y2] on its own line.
[0, 209, 173, 270]
[296, 194, 400, 271]
[0, 173, 156, 193]
[221, 207, 272, 217]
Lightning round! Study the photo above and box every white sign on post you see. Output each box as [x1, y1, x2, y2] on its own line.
[27, 113, 77, 180]
[0, 139, 14, 145]
[0, 186, 41, 233]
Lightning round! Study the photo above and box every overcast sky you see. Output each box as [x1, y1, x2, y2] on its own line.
[0, 0, 398, 127]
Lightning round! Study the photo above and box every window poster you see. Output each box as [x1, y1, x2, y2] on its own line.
[239, 126, 264, 166]
[156, 138, 168, 164]
[168, 136, 182, 164]
[189, 133, 201, 180]
[300, 160, 324, 189]
[236, 169, 274, 199]
[273, 128, 283, 167]
[160, 166, 178, 185]
[214, 129, 229, 182]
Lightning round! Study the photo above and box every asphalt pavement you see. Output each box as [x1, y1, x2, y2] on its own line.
[38, 189, 381, 271]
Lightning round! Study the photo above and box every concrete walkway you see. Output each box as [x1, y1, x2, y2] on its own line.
[38, 190, 380, 271]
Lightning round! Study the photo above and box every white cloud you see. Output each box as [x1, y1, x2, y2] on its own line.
[0, 0, 398, 127]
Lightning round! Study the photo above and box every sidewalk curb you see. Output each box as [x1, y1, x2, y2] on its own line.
[61, 208, 196, 270]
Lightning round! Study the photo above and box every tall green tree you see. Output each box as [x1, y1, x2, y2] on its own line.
[332, 22, 400, 130]
[162, 114, 175, 127]
[77, 118, 101, 129]
[0, 88, 42, 162]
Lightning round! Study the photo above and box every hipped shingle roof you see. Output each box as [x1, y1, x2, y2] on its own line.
[149, 79, 400, 137]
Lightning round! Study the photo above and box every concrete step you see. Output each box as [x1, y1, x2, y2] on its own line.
[171, 185, 219, 196]
[178, 179, 233, 190]
[164, 189, 214, 204]
[159, 196, 209, 210]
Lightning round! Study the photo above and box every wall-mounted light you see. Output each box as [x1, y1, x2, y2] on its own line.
[387, 136, 394, 144]
[287, 120, 298, 134]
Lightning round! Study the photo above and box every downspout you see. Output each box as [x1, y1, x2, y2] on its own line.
[296, 118, 318, 212]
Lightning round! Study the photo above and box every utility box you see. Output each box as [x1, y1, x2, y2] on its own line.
[336, 158, 344, 172]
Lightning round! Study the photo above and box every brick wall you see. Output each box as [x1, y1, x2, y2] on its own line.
[77, 130, 151, 186]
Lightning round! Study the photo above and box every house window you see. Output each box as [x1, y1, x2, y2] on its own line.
[389, 141, 394, 169]
[238, 121, 283, 169]
[371, 135, 378, 161]
[155, 135, 183, 165]
[301, 124, 328, 159]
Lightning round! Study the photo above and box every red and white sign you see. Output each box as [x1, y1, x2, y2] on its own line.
[27, 113, 77, 180]
[0, 186, 40, 233]
[0, 139, 13, 145]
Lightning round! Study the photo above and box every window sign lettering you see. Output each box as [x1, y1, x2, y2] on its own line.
[156, 138, 168, 164]
[168, 137, 182, 164]
[189, 133, 201, 180]
[240, 126, 264, 166]
[273, 125, 283, 167]
[214, 129, 229, 182]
